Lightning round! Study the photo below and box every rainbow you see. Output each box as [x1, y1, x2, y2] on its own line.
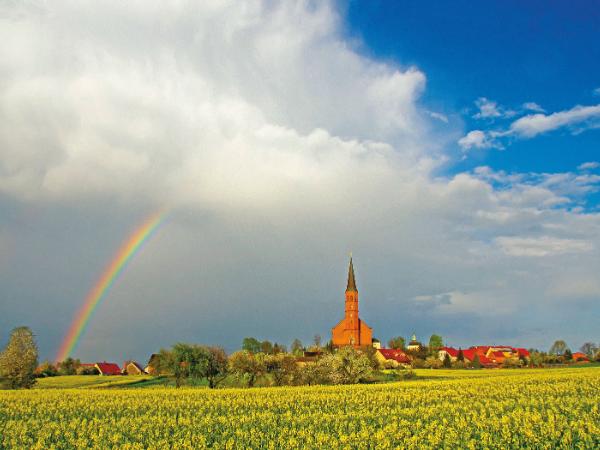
[56, 210, 167, 362]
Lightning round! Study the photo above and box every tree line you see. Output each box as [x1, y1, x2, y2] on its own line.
[1, 326, 599, 389]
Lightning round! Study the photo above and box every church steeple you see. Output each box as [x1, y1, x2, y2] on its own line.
[346, 256, 357, 292]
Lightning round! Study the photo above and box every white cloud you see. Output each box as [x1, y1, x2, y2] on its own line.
[495, 236, 593, 257]
[0, 0, 431, 205]
[457, 130, 504, 151]
[578, 161, 600, 170]
[522, 102, 545, 113]
[593, 87, 600, 96]
[1, 0, 600, 356]
[473, 97, 501, 119]
[509, 104, 600, 138]
[472, 97, 516, 120]
[428, 111, 449, 123]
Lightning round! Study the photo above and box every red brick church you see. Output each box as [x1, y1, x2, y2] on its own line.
[332, 257, 373, 347]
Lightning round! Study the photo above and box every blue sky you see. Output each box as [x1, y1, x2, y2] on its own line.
[1, 1, 599, 362]
[347, 0, 600, 180]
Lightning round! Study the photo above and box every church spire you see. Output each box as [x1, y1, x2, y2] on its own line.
[346, 256, 357, 292]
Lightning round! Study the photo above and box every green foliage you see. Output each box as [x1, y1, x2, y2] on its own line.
[425, 357, 443, 369]
[0, 326, 38, 389]
[156, 343, 210, 388]
[242, 337, 262, 354]
[320, 347, 372, 384]
[388, 336, 405, 350]
[58, 357, 81, 376]
[290, 339, 304, 356]
[228, 351, 266, 387]
[265, 354, 297, 386]
[564, 349, 573, 361]
[457, 348, 465, 362]
[443, 353, 452, 368]
[550, 340, 567, 356]
[205, 346, 228, 389]
[428, 334, 443, 351]
[260, 340, 273, 354]
[36, 361, 58, 377]
[472, 353, 482, 369]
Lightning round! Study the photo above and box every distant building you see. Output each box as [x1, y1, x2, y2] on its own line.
[122, 361, 145, 375]
[375, 348, 411, 368]
[331, 257, 373, 348]
[572, 352, 590, 362]
[406, 334, 422, 352]
[372, 338, 381, 350]
[145, 354, 160, 375]
[95, 362, 122, 376]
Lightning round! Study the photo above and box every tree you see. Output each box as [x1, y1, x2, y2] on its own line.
[580, 342, 597, 358]
[35, 360, 58, 377]
[457, 348, 464, 362]
[443, 353, 452, 368]
[428, 335, 443, 351]
[472, 353, 481, 369]
[313, 334, 322, 349]
[272, 343, 287, 354]
[290, 339, 304, 356]
[0, 326, 39, 389]
[242, 337, 262, 354]
[388, 336, 405, 350]
[58, 357, 81, 375]
[228, 351, 265, 387]
[425, 357, 443, 369]
[260, 340, 273, 355]
[205, 346, 228, 389]
[564, 349, 573, 361]
[321, 347, 372, 384]
[549, 340, 567, 356]
[156, 343, 210, 387]
[265, 354, 297, 386]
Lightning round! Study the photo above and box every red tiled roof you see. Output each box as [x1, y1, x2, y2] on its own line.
[462, 349, 493, 364]
[440, 347, 459, 357]
[378, 348, 411, 363]
[572, 352, 589, 361]
[515, 348, 530, 357]
[95, 362, 122, 375]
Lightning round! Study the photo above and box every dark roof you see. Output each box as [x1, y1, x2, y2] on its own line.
[346, 257, 357, 292]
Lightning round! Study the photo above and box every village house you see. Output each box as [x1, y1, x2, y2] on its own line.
[122, 360, 145, 375]
[439, 346, 529, 366]
[375, 348, 411, 368]
[145, 354, 160, 375]
[572, 352, 590, 362]
[94, 362, 122, 376]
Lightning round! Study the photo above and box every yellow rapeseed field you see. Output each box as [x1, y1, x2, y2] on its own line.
[1, 368, 599, 449]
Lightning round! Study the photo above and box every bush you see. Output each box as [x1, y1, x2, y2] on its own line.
[35, 361, 58, 378]
[410, 358, 426, 369]
[76, 366, 99, 375]
[425, 357, 443, 369]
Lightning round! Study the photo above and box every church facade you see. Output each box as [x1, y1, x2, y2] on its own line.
[331, 257, 373, 348]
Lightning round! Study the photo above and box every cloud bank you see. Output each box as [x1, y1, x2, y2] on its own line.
[1, 1, 598, 361]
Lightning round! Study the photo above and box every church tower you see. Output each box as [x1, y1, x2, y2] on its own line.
[332, 257, 373, 348]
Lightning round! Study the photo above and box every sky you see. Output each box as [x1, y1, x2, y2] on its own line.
[1, 0, 599, 363]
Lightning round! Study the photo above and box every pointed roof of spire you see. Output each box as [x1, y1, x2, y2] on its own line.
[346, 256, 357, 292]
